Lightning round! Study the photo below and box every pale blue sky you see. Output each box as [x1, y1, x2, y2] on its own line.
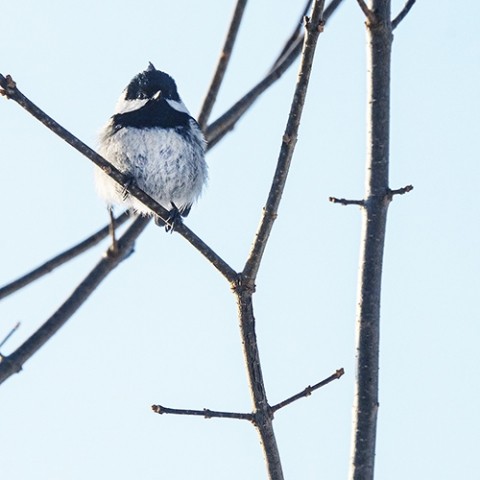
[1, 1, 479, 479]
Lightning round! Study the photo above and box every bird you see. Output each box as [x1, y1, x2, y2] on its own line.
[95, 63, 208, 233]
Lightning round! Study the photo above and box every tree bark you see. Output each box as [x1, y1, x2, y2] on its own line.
[350, 1, 393, 479]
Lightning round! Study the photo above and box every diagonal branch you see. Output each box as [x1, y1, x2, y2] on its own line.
[0, 215, 150, 385]
[197, 0, 248, 130]
[356, 0, 376, 23]
[268, 0, 314, 72]
[0, 322, 21, 351]
[0, 74, 237, 284]
[242, 5, 327, 284]
[205, 0, 345, 149]
[271, 368, 344, 413]
[392, 0, 416, 29]
[0, 211, 131, 301]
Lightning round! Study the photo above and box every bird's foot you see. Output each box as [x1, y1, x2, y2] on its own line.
[154, 203, 184, 233]
[121, 174, 137, 200]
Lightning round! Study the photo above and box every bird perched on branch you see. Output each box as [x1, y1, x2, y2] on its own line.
[95, 63, 207, 233]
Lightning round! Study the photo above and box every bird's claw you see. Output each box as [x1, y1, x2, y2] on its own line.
[155, 203, 183, 233]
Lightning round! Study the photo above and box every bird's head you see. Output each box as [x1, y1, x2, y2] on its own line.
[114, 63, 190, 115]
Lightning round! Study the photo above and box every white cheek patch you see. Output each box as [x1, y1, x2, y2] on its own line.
[166, 98, 190, 115]
[114, 96, 149, 114]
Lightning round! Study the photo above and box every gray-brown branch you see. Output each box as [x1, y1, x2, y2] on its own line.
[271, 368, 344, 413]
[0, 216, 149, 384]
[349, 1, 395, 479]
[243, 5, 327, 283]
[0, 211, 130, 301]
[197, 0, 248, 129]
[205, 0, 344, 149]
[151, 405, 253, 421]
[392, 0, 416, 29]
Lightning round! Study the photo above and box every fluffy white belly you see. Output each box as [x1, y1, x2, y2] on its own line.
[95, 125, 207, 215]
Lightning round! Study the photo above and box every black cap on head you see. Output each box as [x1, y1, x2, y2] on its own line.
[125, 63, 180, 101]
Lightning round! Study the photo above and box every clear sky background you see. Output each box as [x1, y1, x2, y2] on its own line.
[1, 1, 479, 479]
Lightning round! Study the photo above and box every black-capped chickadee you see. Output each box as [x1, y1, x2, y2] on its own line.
[95, 63, 207, 231]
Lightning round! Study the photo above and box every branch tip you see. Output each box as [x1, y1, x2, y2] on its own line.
[329, 196, 364, 207]
[151, 404, 253, 421]
[271, 368, 345, 413]
[0, 74, 17, 97]
[387, 184, 414, 199]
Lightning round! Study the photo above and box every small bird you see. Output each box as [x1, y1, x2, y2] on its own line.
[95, 63, 207, 232]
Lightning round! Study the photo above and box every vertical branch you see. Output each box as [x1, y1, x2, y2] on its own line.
[349, 1, 392, 479]
[234, 289, 284, 480]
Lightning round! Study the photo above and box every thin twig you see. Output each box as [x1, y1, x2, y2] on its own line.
[0, 216, 149, 384]
[356, 0, 376, 23]
[329, 196, 365, 206]
[387, 184, 413, 199]
[269, 0, 314, 72]
[205, 0, 345, 149]
[271, 368, 344, 413]
[151, 404, 253, 421]
[392, 0, 416, 29]
[0, 322, 21, 350]
[0, 74, 237, 284]
[0, 211, 130, 301]
[197, 0, 248, 130]
[243, 2, 327, 284]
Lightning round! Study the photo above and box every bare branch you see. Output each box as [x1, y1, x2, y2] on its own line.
[271, 368, 344, 413]
[243, 2, 327, 283]
[329, 196, 365, 206]
[387, 184, 413, 199]
[0, 211, 130, 301]
[0, 322, 21, 351]
[350, 1, 393, 478]
[151, 404, 253, 421]
[0, 74, 238, 284]
[0, 216, 149, 385]
[356, 0, 376, 23]
[269, 0, 313, 72]
[197, 0, 248, 130]
[392, 0, 416, 29]
[205, 0, 345, 149]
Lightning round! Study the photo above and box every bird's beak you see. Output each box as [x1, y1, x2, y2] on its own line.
[152, 90, 162, 100]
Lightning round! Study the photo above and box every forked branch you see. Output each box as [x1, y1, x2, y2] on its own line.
[392, 0, 416, 29]
[150, 369, 344, 421]
[233, 2, 328, 479]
